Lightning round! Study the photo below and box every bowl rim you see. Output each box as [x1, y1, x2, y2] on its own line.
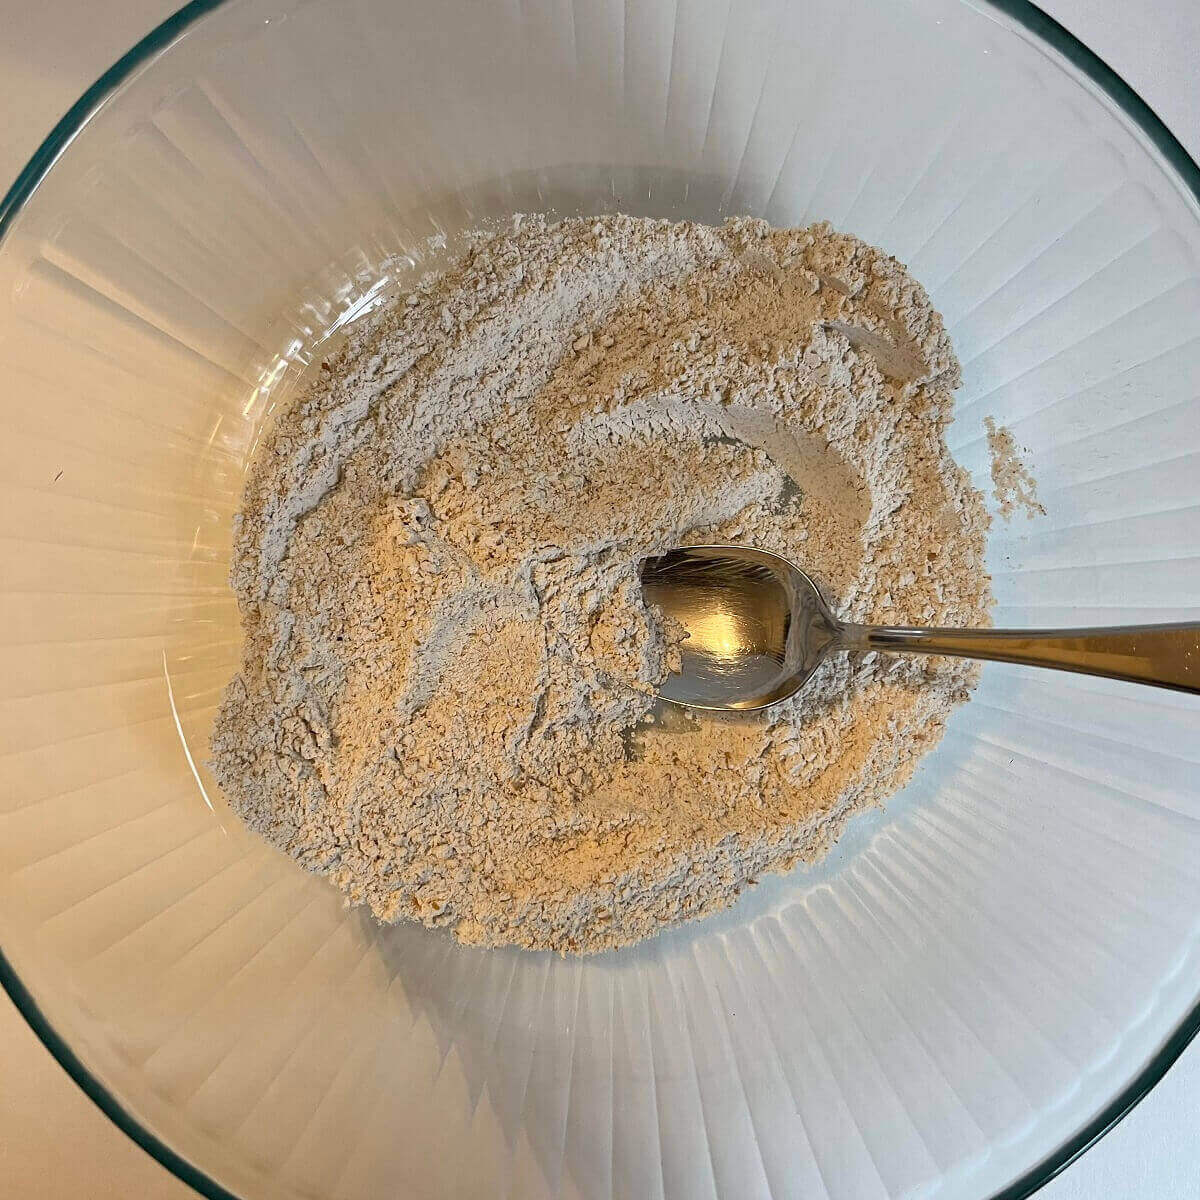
[2, 2, 1199, 1198]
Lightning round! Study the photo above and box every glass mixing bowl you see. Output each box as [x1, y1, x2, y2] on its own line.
[2, 1, 1199, 1197]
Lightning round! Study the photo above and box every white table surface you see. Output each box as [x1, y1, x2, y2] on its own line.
[1, 1, 1198, 1196]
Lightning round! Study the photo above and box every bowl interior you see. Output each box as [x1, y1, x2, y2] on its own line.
[2, 1, 1200, 1198]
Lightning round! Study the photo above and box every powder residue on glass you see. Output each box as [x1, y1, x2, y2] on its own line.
[211, 215, 992, 953]
[984, 415, 1046, 519]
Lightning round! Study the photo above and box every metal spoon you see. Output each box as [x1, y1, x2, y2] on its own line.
[640, 544, 1200, 711]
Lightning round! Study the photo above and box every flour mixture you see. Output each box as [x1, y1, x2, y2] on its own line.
[211, 215, 992, 953]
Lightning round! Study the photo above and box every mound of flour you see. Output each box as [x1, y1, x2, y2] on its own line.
[211, 214, 991, 953]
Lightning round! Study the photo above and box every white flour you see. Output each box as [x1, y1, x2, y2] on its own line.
[211, 215, 992, 953]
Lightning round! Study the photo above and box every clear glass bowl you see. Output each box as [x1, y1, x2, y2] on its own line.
[2, 1, 1199, 1197]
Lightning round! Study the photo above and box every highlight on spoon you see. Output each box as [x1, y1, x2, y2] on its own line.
[639, 545, 841, 711]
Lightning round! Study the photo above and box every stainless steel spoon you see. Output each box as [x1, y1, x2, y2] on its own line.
[640, 544, 1200, 711]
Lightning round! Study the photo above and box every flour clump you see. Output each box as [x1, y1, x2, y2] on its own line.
[985, 415, 1046, 520]
[211, 214, 992, 953]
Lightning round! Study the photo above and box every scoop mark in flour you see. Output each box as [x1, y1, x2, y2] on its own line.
[823, 320, 928, 385]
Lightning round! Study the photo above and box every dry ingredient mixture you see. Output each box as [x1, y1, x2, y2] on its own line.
[985, 415, 1046, 519]
[211, 215, 992, 953]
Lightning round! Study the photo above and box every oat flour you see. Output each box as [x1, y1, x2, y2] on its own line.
[985, 415, 1046, 519]
[211, 215, 992, 953]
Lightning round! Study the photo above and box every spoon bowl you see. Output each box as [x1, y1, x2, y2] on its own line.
[640, 545, 842, 710]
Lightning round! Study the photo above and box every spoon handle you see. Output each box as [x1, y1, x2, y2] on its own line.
[839, 622, 1200, 695]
